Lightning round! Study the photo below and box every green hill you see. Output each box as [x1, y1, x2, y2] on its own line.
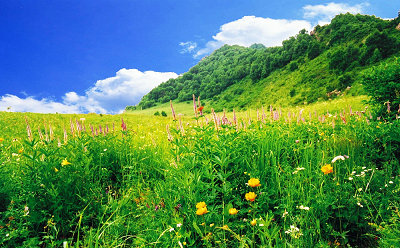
[130, 13, 400, 112]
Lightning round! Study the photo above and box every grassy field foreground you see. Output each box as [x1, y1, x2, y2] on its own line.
[0, 97, 400, 247]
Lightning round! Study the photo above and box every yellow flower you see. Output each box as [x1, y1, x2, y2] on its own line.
[18, 149, 23, 154]
[183, 242, 187, 245]
[229, 208, 239, 215]
[248, 178, 261, 187]
[0, 138, 4, 142]
[54, 168, 59, 172]
[321, 164, 333, 175]
[61, 159, 71, 166]
[245, 192, 257, 202]
[196, 202, 206, 209]
[250, 219, 257, 226]
[196, 207, 208, 215]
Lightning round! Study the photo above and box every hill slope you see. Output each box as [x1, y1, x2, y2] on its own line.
[132, 13, 400, 112]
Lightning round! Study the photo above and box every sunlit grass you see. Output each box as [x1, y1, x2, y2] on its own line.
[1, 95, 399, 247]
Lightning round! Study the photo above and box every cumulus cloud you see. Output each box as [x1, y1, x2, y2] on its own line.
[303, 2, 368, 25]
[194, 16, 312, 58]
[195, 40, 224, 58]
[179, 41, 198, 54]
[0, 68, 178, 114]
[80, 68, 178, 113]
[0, 94, 79, 113]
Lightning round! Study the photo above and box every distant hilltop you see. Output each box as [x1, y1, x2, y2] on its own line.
[130, 13, 400, 112]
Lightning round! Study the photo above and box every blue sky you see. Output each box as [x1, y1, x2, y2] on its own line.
[0, 0, 398, 113]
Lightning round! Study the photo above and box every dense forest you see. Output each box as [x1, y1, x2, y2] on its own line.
[133, 13, 400, 111]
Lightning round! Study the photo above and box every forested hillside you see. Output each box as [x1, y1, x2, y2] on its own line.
[134, 13, 400, 111]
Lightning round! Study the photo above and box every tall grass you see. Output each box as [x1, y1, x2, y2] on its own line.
[0, 98, 399, 247]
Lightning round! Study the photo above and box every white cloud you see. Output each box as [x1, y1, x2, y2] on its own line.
[303, 2, 368, 25]
[194, 16, 312, 58]
[0, 94, 79, 113]
[0, 69, 178, 114]
[195, 40, 224, 58]
[179, 41, 197, 54]
[81, 68, 179, 113]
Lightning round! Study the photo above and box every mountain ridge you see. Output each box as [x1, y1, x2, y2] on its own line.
[129, 13, 400, 112]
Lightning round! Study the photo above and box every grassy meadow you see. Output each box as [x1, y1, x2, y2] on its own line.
[1, 96, 400, 247]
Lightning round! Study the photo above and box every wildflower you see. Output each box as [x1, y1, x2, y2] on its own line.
[229, 208, 239, 215]
[169, 227, 175, 232]
[196, 202, 206, 209]
[285, 225, 303, 239]
[250, 219, 257, 226]
[297, 205, 310, 211]
[198, 106, 204, 115]
[389, 181, 394, 184]
[183, 241, 187, 245]
[0, 138, 3, 142]
[177, 223, 182, 228]
[259, 224, 264, 226]
[248, 178, 261, 187]
[24, 206, 29, 216]
[196, 207, 208, 215]
[348, 177, 353, 181]
[331, 155, 346, 163]
[321, 164, 333, 175]
[54, 168, 59, 172]
[61, 159, 71, 166]
[18, 149, 23, 154]
[282, 210, 289, 218]
[357, 202, 363, 208]
[209, 223, 214, 227]
[292, 167, 305, 174]
[245, 192, 257, 202]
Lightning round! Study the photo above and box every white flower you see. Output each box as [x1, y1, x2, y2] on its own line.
[389, 181, 394, 184]
[24, 206, 29, 216]
[297, 205, 310, 211]
[352, 171, 356, 175]
[176, 223, 182, 228]
[292, 167, 305, 174]
[282, 210, 289, 218]
[285, 225, 303, 238]
[331, 155, 346, 163]
[357, 202, 363, 208]
[259, 224, 265, 226]
[362, 166, 366, 169]
[169, 228, 175, 232]
[348, 177, 353, 180]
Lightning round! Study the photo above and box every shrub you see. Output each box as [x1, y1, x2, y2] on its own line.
[361, 58, 400, 120]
